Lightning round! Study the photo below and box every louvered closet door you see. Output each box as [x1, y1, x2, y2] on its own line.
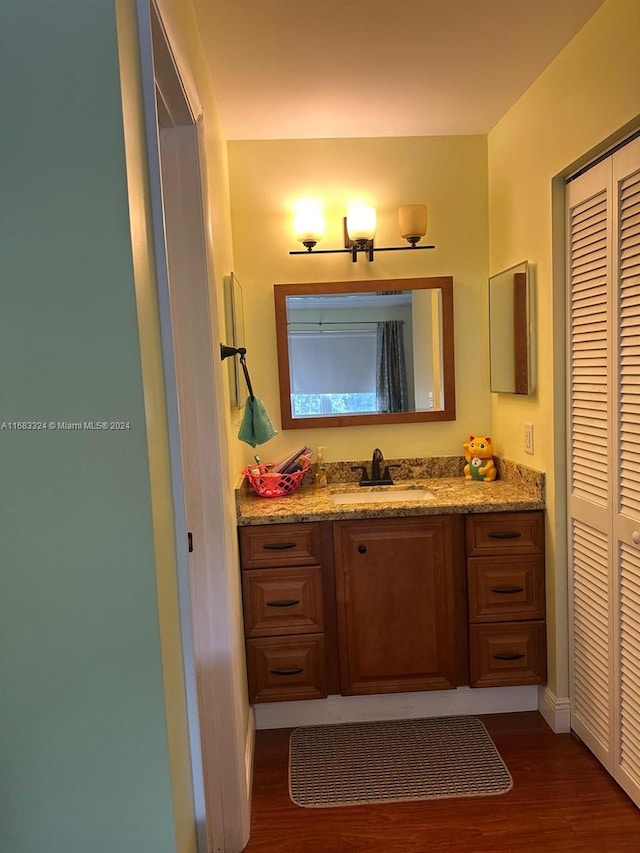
[612, 137, 640, 805]
[568, 136, 640, 803]
[567, 159, 615, 772]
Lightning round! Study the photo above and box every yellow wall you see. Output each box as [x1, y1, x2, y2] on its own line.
[488, 0, 640, 697]
[158, 0, 246, 485]
[227, 135, 490, 465]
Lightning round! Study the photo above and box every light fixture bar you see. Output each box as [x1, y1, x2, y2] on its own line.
[289, 244, 435, 257]
[289, 248, 355, 255]
[372, 245, 436, 252]
[290, 204, 434, 261]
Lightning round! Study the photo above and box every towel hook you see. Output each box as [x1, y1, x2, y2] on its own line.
[220, 343, 255, 400]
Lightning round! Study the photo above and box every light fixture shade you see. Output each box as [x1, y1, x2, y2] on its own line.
[398, 204, 428, 241]
[346, 205, 376, 242]
[294, 201, 325, 245]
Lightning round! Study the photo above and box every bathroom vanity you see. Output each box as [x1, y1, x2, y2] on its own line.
[237, 459, 546, 705]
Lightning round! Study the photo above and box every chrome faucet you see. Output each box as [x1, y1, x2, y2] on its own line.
[351, 448, 400, 486]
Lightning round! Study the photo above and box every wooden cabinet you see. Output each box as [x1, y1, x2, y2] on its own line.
[333, 516, 466, 696]
[239, 523, 336, 703]
[238, 510, 547, 704]
[466, 512, 546, 687]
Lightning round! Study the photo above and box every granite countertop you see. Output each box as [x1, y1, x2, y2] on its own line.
[236, 456, 545, 526]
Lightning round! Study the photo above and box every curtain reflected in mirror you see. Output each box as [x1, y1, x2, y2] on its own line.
[376, 320, 408, 413]
[274, 277, 456, 429]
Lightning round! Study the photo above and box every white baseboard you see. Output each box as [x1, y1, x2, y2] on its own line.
[245, 706, 255, 804]
[254, 685, 540, 730]
[538, 685, 571, 733]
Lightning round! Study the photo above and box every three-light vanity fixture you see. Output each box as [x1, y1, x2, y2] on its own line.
[290, 202, 434, 262]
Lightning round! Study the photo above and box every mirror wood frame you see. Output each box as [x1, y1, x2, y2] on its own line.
[274, 276, 456, 429]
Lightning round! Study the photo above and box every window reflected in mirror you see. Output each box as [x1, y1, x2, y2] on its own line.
[274, 277, 456, 429]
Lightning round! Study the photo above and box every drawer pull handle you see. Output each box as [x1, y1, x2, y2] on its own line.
[490, 585, 525, 594]
[487, 531, 522, 539]
[269, 667, 303, 676]
[266, 599, 300, 608]
[492, 652, 525, 661]
[263, 542, 297, 550]
[358, 545, 367, 554]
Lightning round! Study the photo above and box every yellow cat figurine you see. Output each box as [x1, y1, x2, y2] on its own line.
[463, 435, 497, 481]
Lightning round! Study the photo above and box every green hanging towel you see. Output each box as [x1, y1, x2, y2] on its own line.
[238, 396, 278, 447]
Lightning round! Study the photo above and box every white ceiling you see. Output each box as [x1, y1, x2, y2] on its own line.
[191, 0, 605, 140]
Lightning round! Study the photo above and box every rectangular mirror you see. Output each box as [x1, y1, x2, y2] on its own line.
[274, 277, 456, 429]
[489, 261, 532, 394]
[224, 272, 246, 408]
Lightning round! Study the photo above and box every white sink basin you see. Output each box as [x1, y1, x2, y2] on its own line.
[331, 488, 436, 505]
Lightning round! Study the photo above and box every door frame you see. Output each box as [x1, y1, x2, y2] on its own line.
[135, 2, 251, 850]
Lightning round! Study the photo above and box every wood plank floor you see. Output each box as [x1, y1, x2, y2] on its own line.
[244, 712, 640, 852]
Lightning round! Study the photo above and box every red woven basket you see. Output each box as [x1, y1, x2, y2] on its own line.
[244, 457, 310, 498]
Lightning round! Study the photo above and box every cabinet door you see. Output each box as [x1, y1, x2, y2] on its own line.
[333, 516, 461, 695]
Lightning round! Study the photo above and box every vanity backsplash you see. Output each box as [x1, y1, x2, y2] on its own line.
[239, 454, 544, 493]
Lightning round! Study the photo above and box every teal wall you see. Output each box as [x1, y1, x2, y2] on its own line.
[0, 3, 178, 851]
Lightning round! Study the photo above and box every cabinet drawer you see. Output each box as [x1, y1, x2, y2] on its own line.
[242, 565, 324, 638]
[466, 512, 544, 557]
[239, 523, 321, 569]
[469, 622, 547, 687]
[245, 635, 327, 703]
[468, 555, 545, 623]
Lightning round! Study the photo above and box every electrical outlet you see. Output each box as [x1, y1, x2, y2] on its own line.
[524, 422, 534, 454]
